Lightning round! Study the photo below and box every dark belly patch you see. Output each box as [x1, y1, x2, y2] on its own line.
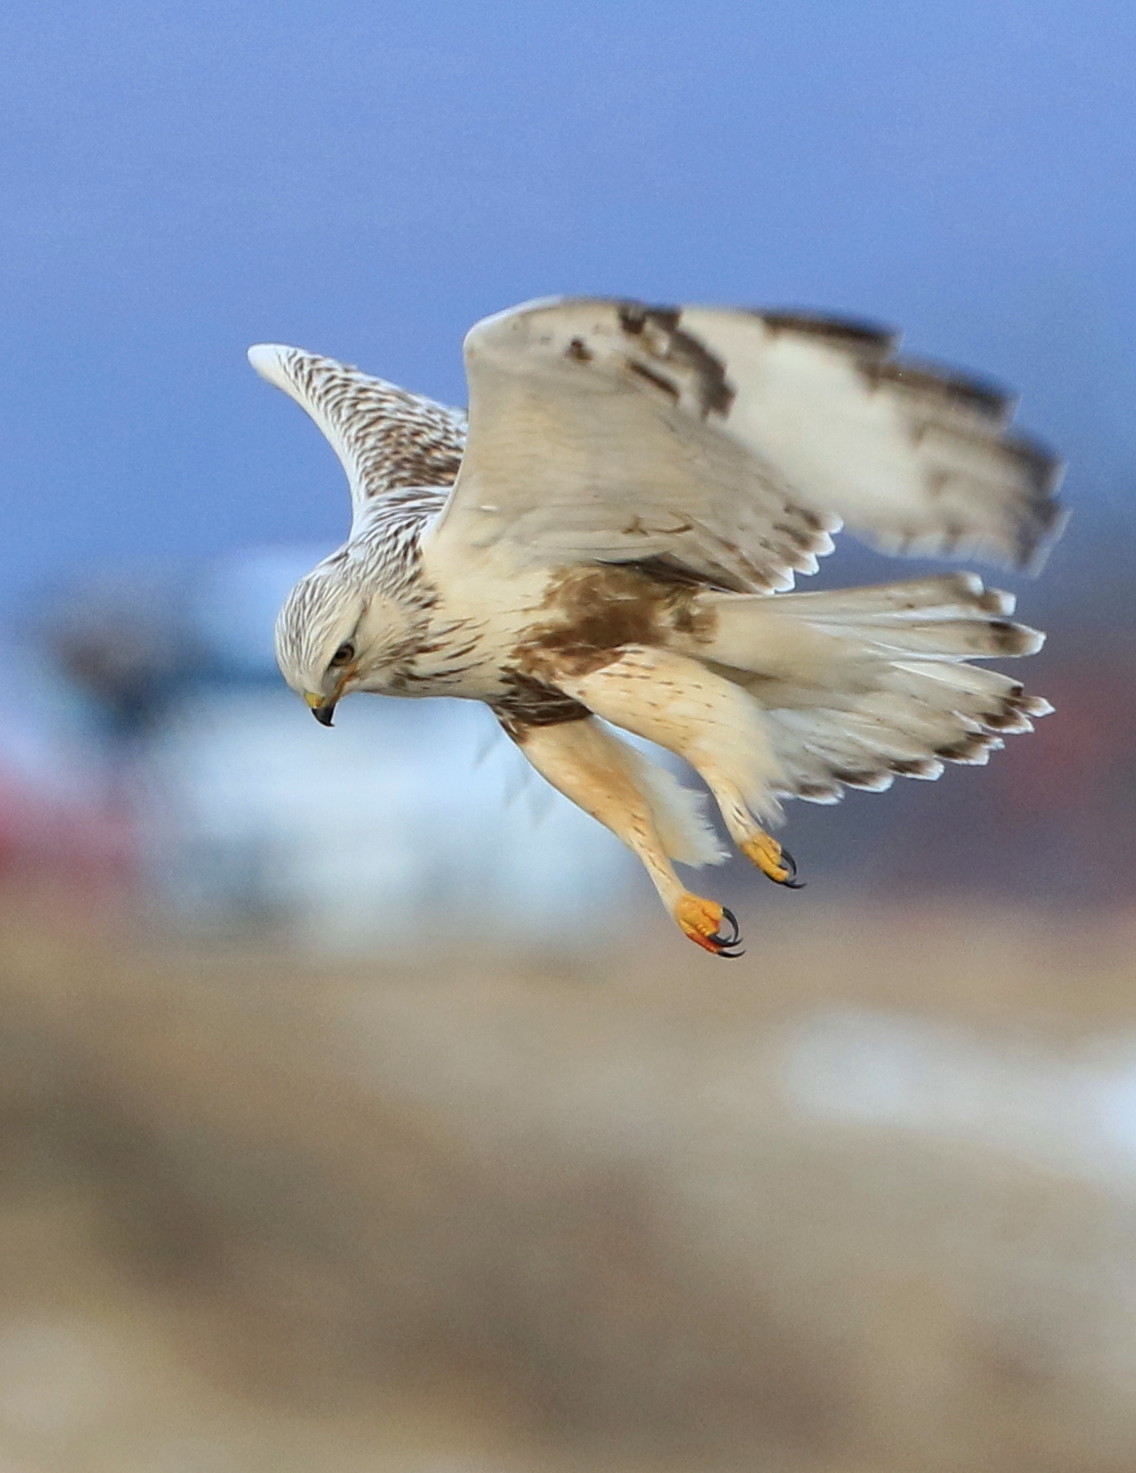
[492, 672, 591, 742]
[513, 564, 711, 674]
[501, 564, 717, 734]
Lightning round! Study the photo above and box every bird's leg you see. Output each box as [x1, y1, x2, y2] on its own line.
[553, 644, 803, 888]
[700, 774, 803, 888]
[503, 715, 743, 957]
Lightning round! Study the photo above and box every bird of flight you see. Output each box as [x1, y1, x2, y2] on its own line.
[250, 297, 1063, 956]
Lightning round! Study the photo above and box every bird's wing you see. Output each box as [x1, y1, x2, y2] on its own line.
[248, 344, 467, 524]
[427, 298, 1064, 593]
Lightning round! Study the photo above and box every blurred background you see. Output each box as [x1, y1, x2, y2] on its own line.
[2, 2, 1135, 1469]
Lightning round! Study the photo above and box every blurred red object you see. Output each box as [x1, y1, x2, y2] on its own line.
[0, 766, 138, 925]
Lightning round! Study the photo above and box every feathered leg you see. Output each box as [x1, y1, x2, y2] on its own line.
[552, 646, 802, 888]
[502, 715, 742, 956]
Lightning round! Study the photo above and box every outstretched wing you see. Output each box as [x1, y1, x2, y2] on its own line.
[248, 344, 467, 524]
[427, 298, 1064, 593]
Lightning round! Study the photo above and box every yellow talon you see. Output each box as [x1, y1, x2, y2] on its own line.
[740, 831, 799, 886]
[673, 893, 743, 957]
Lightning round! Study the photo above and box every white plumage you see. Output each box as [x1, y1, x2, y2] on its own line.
[250, 296, 1063, 956]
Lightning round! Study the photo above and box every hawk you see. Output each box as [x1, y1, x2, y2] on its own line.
[250, 298, 1063, 956]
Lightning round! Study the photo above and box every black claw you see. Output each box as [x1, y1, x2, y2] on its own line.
[775, 845, 806, 889]
[707, 908, 744, 955]
[711, 906, 741, 947]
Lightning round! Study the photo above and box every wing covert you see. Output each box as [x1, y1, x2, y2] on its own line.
[427, 298, 1063, 592]
[248, 344, 467, 525]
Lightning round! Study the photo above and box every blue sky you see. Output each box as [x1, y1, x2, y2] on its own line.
[3, 1, 1134, 612]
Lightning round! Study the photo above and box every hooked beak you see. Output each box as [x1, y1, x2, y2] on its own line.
[304, 691, 337, 727]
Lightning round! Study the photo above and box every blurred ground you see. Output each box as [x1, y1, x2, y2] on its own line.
[1, 896, 1135, 1473]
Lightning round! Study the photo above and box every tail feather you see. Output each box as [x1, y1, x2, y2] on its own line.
[679, 573, 1050, 806]
[768, 572, 1016, 621]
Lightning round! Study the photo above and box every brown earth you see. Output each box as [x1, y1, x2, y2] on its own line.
[0, 898, 1134, 1473]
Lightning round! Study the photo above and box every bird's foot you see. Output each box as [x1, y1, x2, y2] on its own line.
[673, 893, 744, 958]
[740, 831, 805, 888]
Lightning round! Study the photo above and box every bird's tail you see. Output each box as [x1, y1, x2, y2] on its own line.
[683, 573, 1052, 804]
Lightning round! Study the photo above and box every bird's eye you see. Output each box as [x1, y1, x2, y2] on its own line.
[329, 642, 356, 668]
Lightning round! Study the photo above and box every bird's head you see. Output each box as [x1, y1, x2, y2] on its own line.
[274, 554, 412, 725]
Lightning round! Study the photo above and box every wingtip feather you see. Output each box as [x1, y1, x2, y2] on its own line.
[247, 343, 296, 389]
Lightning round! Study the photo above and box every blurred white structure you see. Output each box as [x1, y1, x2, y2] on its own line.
[140, 685, 631, 952]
